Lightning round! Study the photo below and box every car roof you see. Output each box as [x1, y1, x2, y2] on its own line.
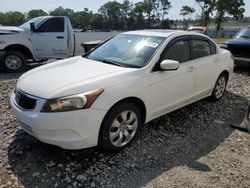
[123, 29, 211, 39]
[124, 29, 191, 38]
[36, 16, 66, 19]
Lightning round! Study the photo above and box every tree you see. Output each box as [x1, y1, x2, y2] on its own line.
[90, 13, 105, 30]
[27, 9, 47, 19]
[71, 10, 92, 29]
[214, 0, 245, 32]
[242, 16, 250, 23]
[98, 1, 123, 30]
[180, 6, 195, 18]
[141, 0, 159, 27]
[159, 0, 172, 20]
[195, 0, 216, 26]
[121, 0, 133, 30]
[195, 0, 245, 33]
[180, 6, 195, 29]
[141, 0, 171, 28]
[161, 18, 174, 29]
[2, 11, 25, 26]
[0, 0, 174, 30]
[0, 12, 6, 25]
[121, 0, 133, 17]
[129, 2, 146, 29]
[50, 6, 74, 20]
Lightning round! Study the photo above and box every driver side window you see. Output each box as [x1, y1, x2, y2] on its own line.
[161, 40, 190, 63]
[37, 18, 65, 33]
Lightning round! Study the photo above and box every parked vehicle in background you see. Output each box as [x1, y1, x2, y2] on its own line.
[10, 30, 234, 152]
[0, 16, 114, 73]
[81, 40, 103, 53]
[188, 26, 208, 34]
[220, 25, 250, 65]
[73, 28, 86, 32]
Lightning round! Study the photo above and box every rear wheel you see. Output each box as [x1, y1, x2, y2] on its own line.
[3, 50, 27, 73]
[209, 73, 228, 101]
[98, 102, 141, 153]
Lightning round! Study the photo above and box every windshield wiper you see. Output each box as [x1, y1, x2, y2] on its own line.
[99, 58, 125, 67]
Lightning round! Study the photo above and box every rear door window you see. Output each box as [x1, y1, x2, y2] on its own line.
[190, 39, 213, 59]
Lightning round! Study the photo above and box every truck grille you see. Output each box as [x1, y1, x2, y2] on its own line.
[228, 45, 250, 58]
[15, 91, 37, 110]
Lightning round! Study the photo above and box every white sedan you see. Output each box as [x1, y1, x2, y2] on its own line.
[11, 30, 234, 152]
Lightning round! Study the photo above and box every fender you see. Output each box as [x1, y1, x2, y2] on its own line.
[4, 44, 34, 59]
[0, 26, 35, 59]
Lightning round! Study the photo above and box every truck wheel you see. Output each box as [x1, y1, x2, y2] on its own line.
[98, 102, 141, 153]
[3, 50, 27, 73]
[0, 62, 3, 72]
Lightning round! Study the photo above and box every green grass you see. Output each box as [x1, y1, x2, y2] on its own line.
[212, 38, 227, 44]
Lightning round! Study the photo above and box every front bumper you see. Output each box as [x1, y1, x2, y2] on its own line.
[234, 56, 250, 62]
[10, 91, 107, 150]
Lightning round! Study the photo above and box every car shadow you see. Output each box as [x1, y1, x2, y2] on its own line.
[234, 62, 250, 76]
[0, 61, 53, 81]
[6, 91, 249, 187]
[0, 61, 52, 75]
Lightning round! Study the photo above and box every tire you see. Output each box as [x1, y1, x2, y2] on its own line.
[246, 103, 250, 132]
[3, 50, 27, 73]
[98, 102, 141, 153]
[209, 73, 228, 101]
[0, 61, 4, 73]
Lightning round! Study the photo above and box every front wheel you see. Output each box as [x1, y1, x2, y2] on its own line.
[98, 102, 141, 153]
[209, 73, 228, 101]
[3, 50, 27, 73]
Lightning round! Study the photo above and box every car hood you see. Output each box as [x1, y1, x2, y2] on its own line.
[18, 56, 134, 98]
[222, 38, 250, 46]
[0, 26, 24, 34]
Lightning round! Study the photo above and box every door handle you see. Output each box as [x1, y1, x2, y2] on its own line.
[186, 66, 194, 72]
[57, 36, 64, 39]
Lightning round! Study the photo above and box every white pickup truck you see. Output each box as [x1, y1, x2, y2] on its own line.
[0, 16, 116, 72]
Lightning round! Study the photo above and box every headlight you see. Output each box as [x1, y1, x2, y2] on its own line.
[40, 89, 104, 112]
[220, 44, 228, 49]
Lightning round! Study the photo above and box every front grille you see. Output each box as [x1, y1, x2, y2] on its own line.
[15, 91, 37, 110]
[228, 45, 250, 58]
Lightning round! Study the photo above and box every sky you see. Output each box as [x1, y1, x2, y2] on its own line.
[0, 0, 249, 20]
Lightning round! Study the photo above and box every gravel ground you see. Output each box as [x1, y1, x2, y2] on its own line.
[0, 66, 250, 188]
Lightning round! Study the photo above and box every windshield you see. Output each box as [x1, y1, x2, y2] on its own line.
[86, 34, 165, 68]
[19, 17, 45, 30]
[235, 29, 250, 39]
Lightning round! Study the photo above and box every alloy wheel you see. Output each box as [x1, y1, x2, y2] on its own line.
[215, 76, 226, 99]
[109, 110, 138, 147]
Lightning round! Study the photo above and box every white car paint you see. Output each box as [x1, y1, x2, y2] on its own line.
[10, 30, 234, 150]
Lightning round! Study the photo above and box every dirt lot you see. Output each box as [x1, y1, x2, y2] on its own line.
[0, 66, 250, 188]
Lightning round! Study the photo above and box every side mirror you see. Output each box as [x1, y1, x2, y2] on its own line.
[160, 60, 180, 71]
[30, 22, 36, 32]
